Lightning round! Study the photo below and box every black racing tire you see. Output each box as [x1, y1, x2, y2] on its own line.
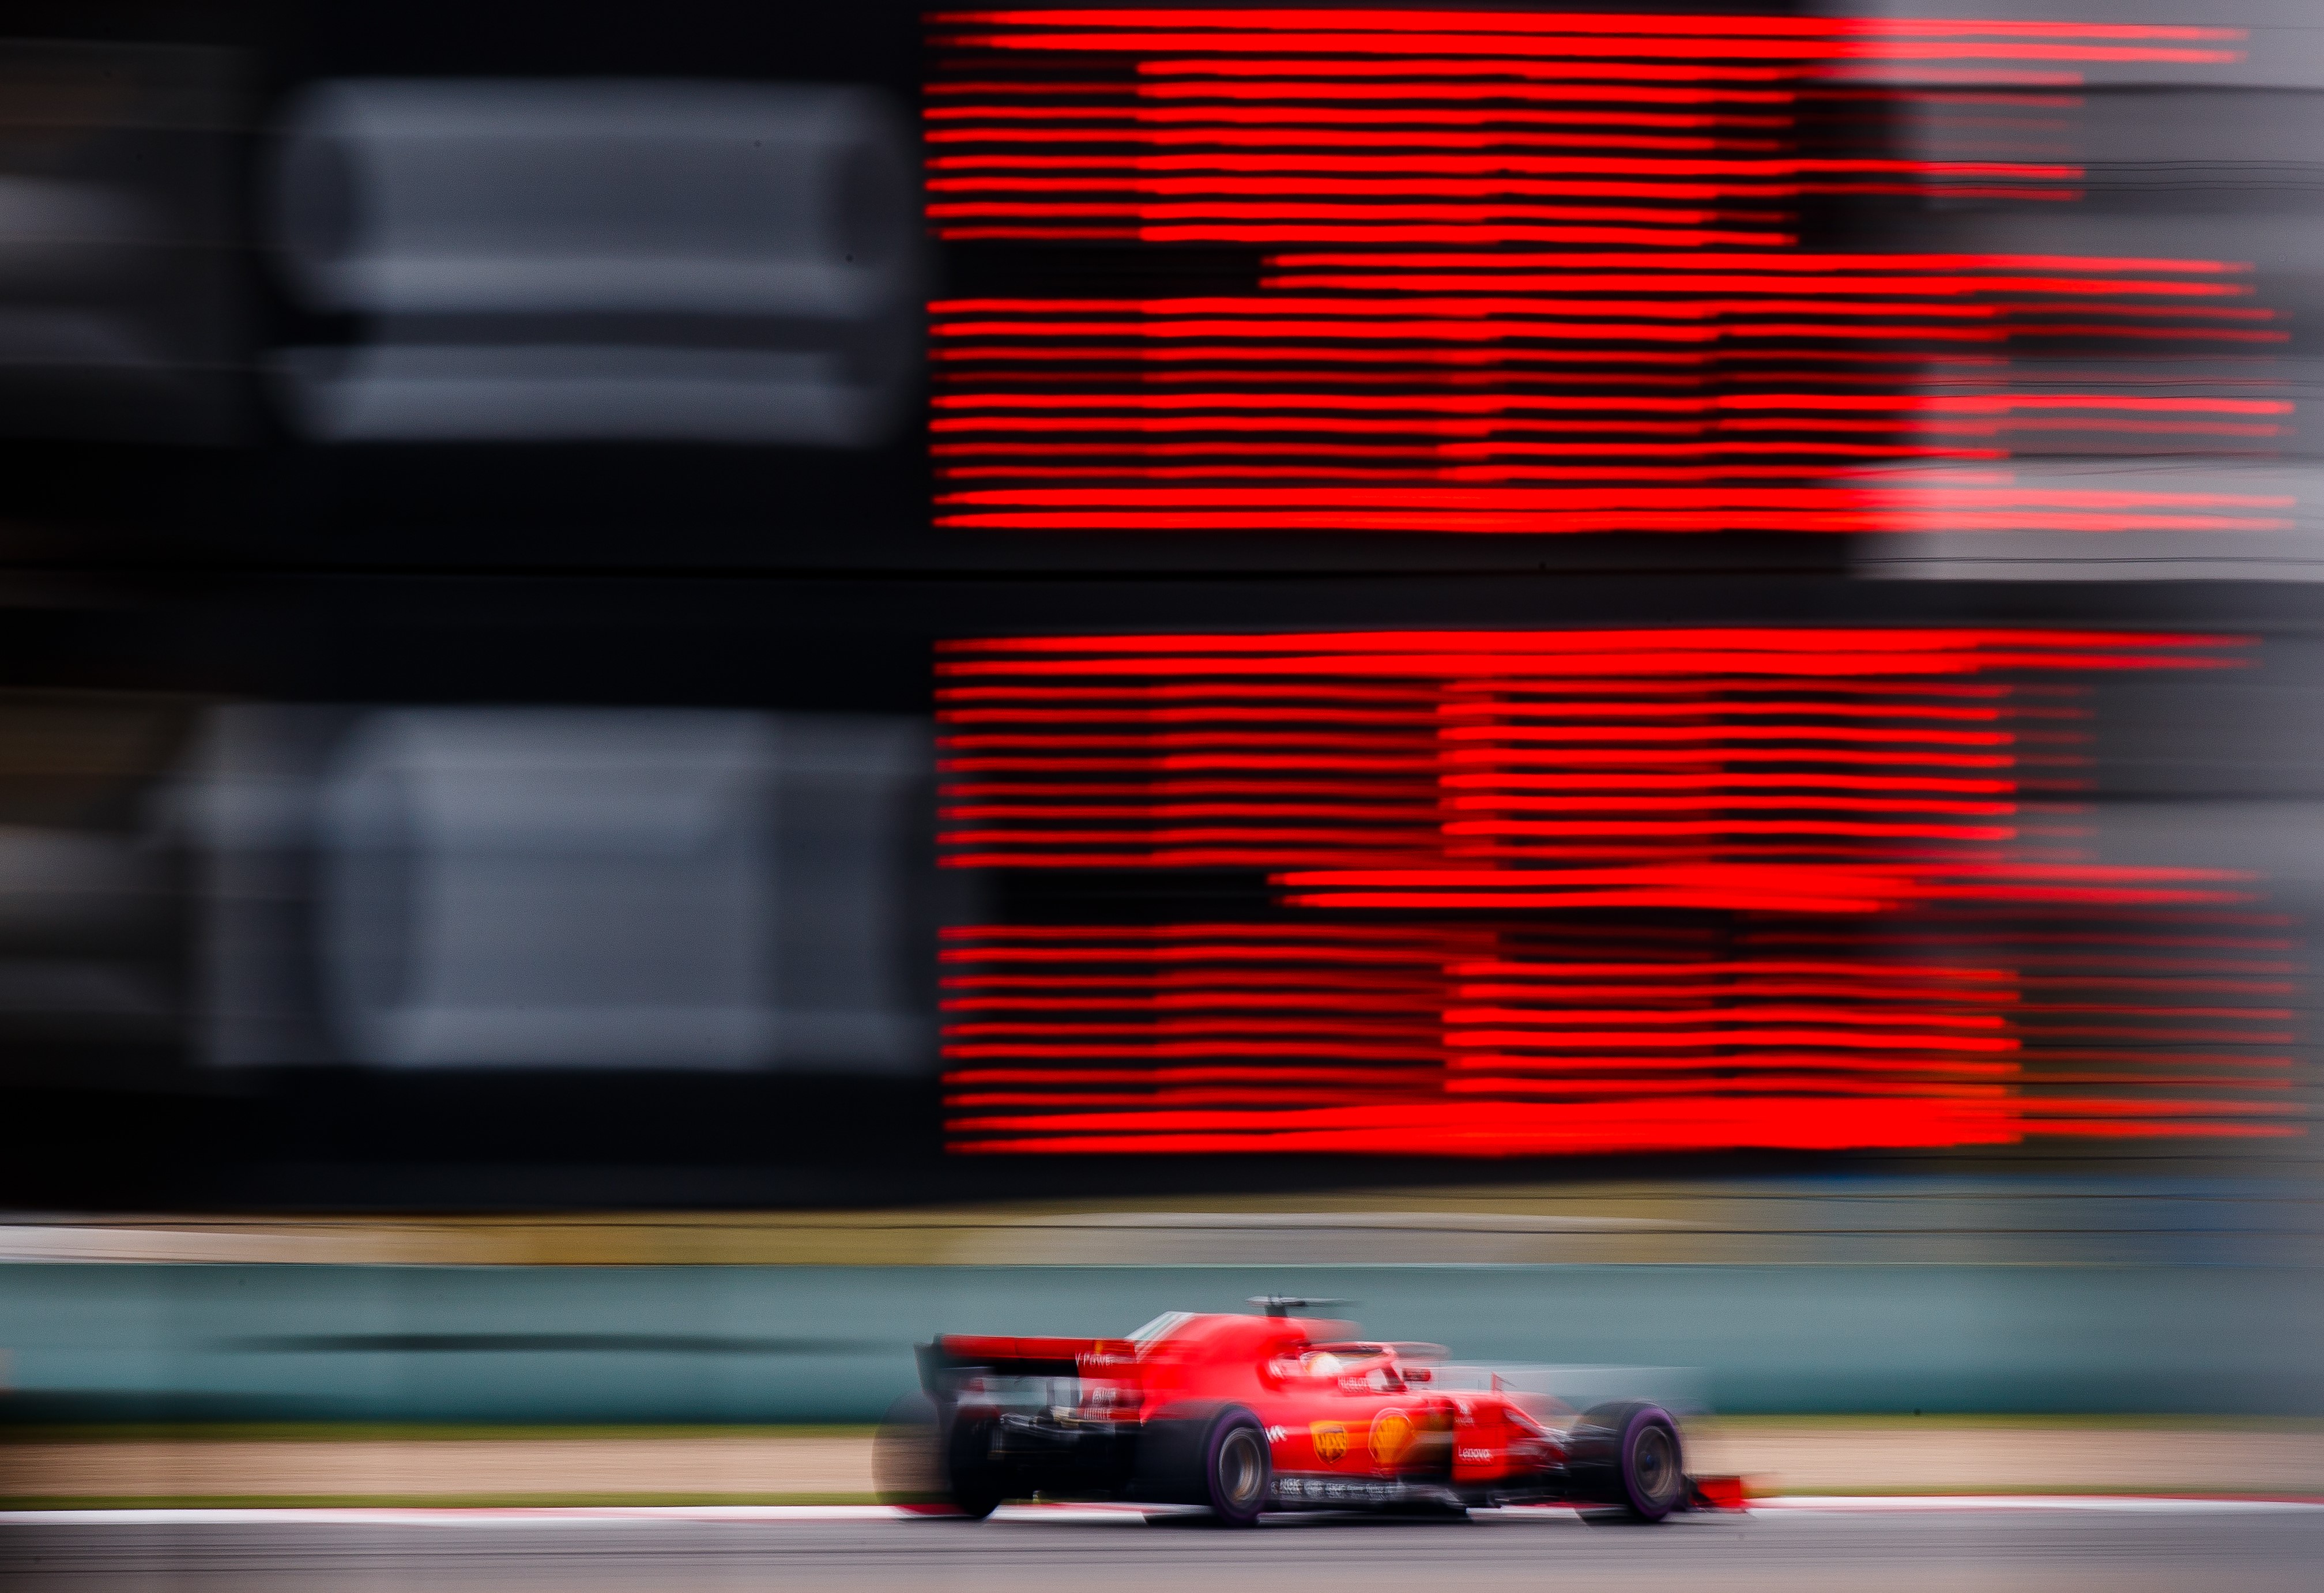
[1199, 1406, 1272, 1527]
[944, 1413, 1007, 1520]
[1128, 1406, 1208, 1505]
[1571, 1402, 1686, 1523]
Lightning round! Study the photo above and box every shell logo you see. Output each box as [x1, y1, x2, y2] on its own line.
[1369, 1409, 1416, 1465]
[1309, 1422, 1349, 1462]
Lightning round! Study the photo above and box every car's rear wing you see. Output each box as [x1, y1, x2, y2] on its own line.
[917, 1334, 1136, 1392]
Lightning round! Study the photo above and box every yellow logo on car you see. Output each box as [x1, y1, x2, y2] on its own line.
[1310, 1422, 1349, 1462]
[1370, 1410, 1416, 1464]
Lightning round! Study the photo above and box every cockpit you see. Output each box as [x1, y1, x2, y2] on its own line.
[1268, 1340, 1442, 1391]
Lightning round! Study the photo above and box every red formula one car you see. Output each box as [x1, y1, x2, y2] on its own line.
[880, 1297, 1737, 1526]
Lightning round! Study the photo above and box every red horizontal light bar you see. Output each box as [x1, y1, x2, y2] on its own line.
[1252, 270, 2238, 297]
[936, 12, 2242, 46]
[941, 25, 2238, 66]
[931, 7, 2279, 540]
[1260, 251, 2244, 273]
[928, 154, 2078, 180]
[940, 626, 2236, 655]
[925, 103, 1787, 128]
[1127, 81, 1800, 108]
[940, 908, 2297, 1155]
[1449, 794, 2017, 815]
[947, 1097, 2027, 1153]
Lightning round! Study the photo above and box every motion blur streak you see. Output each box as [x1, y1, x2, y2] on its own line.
[0, 42, 244, 443]
[937, 627, 2242, 901]
[940, 921, 2296, 1153]
[926, 9, 2290, 534]
[937, 627, 2296, 1154]
[269, 81, 921, 444]
[12, 1513, 2324, 1593]
[194, 707, 935, 1072]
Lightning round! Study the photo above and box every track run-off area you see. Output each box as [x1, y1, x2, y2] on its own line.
[7, 1500, 2323, 1593]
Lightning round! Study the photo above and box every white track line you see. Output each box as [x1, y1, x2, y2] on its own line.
[1762, 1495, 2324, 1514]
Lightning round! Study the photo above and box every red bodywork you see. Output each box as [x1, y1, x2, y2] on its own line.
[914, 1308, 1711, 1516]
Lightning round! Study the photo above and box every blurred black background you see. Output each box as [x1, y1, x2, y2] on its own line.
[0, 1, 2314, 1210]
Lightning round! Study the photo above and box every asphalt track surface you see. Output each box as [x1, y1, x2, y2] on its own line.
[6, 1504, 2323, 1593]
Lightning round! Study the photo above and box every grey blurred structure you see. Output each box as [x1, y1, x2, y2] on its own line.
[1856, 0, 2324, 580]
[189, 707, 936, 1071]
[0, 40, 244, 443]
[0, 693, 194, 1083]
[267, 80, 921, 444]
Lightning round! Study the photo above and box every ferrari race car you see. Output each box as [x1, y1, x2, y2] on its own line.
[877, 1297, 1740, 1526]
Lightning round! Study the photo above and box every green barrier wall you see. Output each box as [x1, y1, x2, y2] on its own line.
[2, 1263, 2318, 1420]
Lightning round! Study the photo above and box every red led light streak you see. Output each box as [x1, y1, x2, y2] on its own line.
[936, 627, 2247, 902]
[941, 924, 2296, 1153]
[928, 9, 2288, 536]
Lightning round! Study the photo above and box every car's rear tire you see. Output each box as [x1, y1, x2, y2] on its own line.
[1571, 1402, 1686, 1523]
[1201, 1407, 1272, 1526]
[945, 1413, 1007, 1520]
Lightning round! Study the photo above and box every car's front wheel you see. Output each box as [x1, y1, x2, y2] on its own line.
[1572, 1401, 1686, 1523]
